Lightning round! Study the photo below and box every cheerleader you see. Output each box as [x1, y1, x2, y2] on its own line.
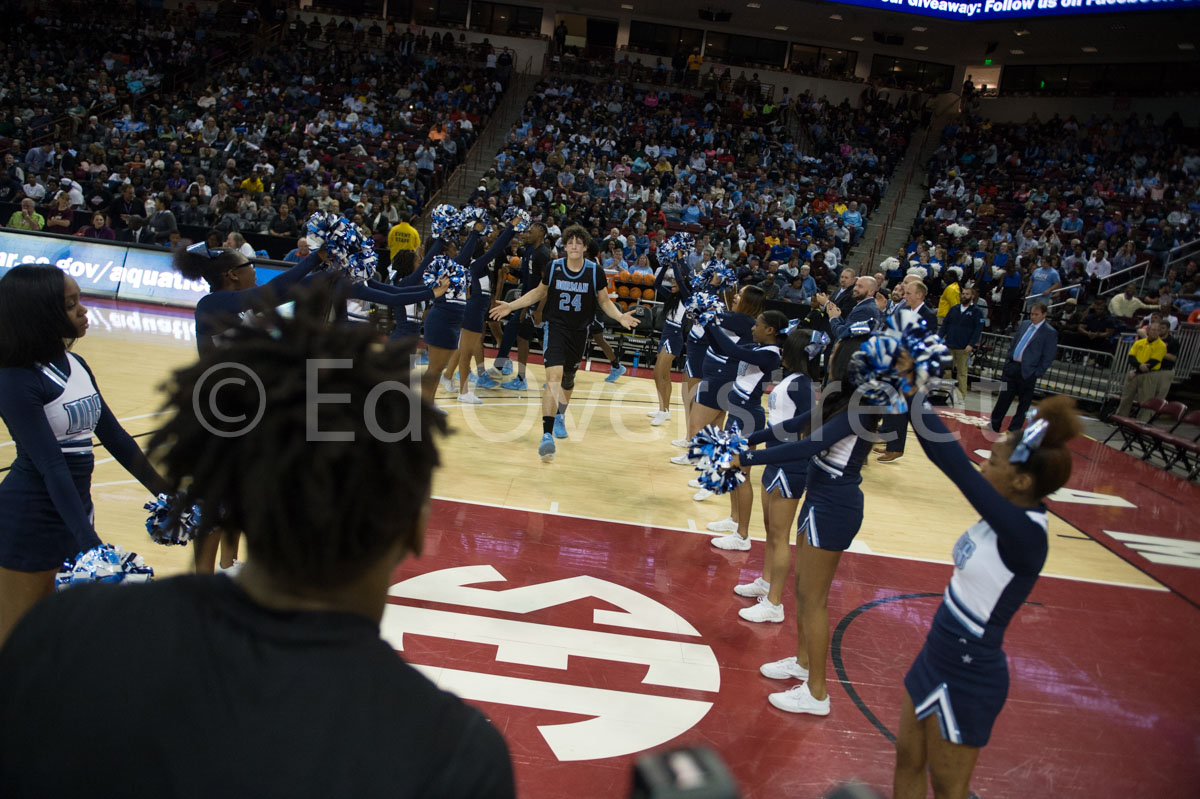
[729, 333, 883, 716]
[733, 327, 819, 623]
[893, 395, 1080, 799]
[0, 266, 170, 645]
[422, 222, 484, 406]
[490, 222, 553, 390]
[647, 256, 688, 427]
[448, 222, 518, 404]
[682, 286, 765, 523]
[701, 309, 789, 553]
[672, 270, 732, 452]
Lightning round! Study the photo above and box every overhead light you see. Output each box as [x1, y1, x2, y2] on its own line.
[830, 13, 843, 20]
[746, 1, 761, 6]
[912, 26, 927, 32]
[620, 2, 633, 7]
[914, 45, 928, 51]
[1179, 43, 1196, 50]
[850, 35, 865, 42]
[1010, 48, 1024, 55]
[1081, 46, 1098, 52]
[1014, 29, 1030, 36]
[774, 25, 788, 30]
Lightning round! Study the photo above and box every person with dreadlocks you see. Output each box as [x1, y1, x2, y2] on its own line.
[893, 394, 1080, 799]
[0, 266, 170, 647]
[0, 290, 516, 797]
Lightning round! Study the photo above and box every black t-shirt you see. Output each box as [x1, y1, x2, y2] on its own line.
[522, 243, 552, 292]
[543, 257, 603, 331]
[0, 575, 515, 799]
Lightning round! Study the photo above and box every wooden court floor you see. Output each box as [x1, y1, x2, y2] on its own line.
[0, 298, 1163, 592]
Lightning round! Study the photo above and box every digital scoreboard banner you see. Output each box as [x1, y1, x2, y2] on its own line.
[833, 0, 1195, 21]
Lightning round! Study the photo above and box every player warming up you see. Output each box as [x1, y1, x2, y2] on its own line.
[490, 225, 641, 462]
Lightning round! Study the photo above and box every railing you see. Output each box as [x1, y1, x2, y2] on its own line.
[970, 324, 1200, 404]
[857, 122, 933, 275]
[1042, 257, 1151, 313]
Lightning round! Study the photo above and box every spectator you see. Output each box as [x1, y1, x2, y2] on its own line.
[7, 198, 44, 231]
[940, 285, 985, 399]
[44, 192, 76, 235]
[79, 212, 116, 241]
[1061, 295, 1117, 356]
[283, 236, 311, 263]
[823, 275, 882, 339]
[268, 206, 299, 239]
[1114, 321, 1168, 419]
[225, 231, 256, 258]
[149, 196, 178, 244]
[990, 302, 1058, 433]
[1108, 283, 1157, 319]
[123, 215, 156, 245]
[20, 174, 46, 203]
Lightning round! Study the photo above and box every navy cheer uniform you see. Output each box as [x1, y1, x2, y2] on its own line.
[423, 229, 481, 350]
[704, 325, 780, 436]
[904, 403, 1049, 747]
[543, 258, 603, 379]
[194, 252, 325, 355]
[0, 353, 165, 570]
[750, 372, 814, 499]
[654, 261, 688, 356]
[697, 311, 755, 410]
[390, 239, 447, 340]
[462, 227, 517, 335]
[742, 408, 878, 551]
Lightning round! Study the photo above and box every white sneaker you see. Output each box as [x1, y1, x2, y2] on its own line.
[692, 488, 713, 501]
[671, 439, 690, 448]
[706, 517, 738, 533]
[486, 367, 506, 380]
[739, 596, 785, 623]
[711, 532, 751, 551]
[439, 376, 454, 393]
[768, 682, 830, 716]
[457, 392, 483, 405]
[759, 656, 810, 681]
[218, 560, 244, 578]
[651, 410, 671, 426]
[670, 454, 693, 466]
[688, 478, 702, 488]
[647, 409, 659, 417]
[734, 577, 770, 598]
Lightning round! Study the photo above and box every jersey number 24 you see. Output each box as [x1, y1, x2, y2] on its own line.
[558, 292, 582, 313]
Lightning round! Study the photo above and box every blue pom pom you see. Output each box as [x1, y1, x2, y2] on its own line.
[143, 493, 202, 546]
[690, 259, 737, 293]
[659, 232, 694, 263]
[685, 291, 726, 327]
[686, 423, 749, 495]
[56, 544, 154, 591]
[457, 206, 493, 235]
[430, 204, 460, 239]
[846, 309, 953, 412]
[502, 207, 532, 232]
[423, 254, 469, 299]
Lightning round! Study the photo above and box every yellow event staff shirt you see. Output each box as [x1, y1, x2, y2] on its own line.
[388, 222, 421, 261]
[1129, 337, 1166, 370]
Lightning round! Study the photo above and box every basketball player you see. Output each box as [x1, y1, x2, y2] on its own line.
[894, 394, 1080, 799]
[490, 222, 552, 391]
[490, 225, 641, 462]
[0, 266, 170, 645]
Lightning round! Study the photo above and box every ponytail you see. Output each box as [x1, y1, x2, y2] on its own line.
[1020, 395, 1082, 498]
[174, 244, 247, 292]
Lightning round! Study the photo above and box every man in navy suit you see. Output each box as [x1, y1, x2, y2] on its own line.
[990, 302, 1058, 433]
[823, 274, 883, 339]
[940, 286, 986, 401]
[876, 280, 937, 464]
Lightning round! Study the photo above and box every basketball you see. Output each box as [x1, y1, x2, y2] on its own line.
[617, 285, 629, 297]
[642, 287, 655, 301]
[628, 287, 642, 300]
[508, 256, 521, 268]
[617, 300, 628, 312]
[618, 269, 631, 282]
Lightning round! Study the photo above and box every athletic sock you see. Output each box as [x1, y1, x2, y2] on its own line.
[557, 403, 567, 415]
[518, 369, 526, 381]
[610, 357, 619, 367]
[543, 416, 555, 434]
[494, 357, 509, 369]
[477, 365, 486, 377]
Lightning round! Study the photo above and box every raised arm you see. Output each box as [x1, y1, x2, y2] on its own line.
[352, 280, 436, 306]
[397, 237, 447, 287]
[706, 325, 780, 368]
[471, 226, 517, 278]
[243, 251, 326, 307]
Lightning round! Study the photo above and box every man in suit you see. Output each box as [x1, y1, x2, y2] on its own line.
[990, 302, 1058, 433]
[823, 274, 883, 339]
[829, 268, 857, 317]
[875, 280, 937, 464]
[122, 215, 156, 245]
[940, 285, 986, 402]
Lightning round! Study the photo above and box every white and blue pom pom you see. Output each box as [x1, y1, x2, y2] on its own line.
[685, 291, 726, 327]
[502, 207, 532, 232]
[143, 493, 202, 546]
[659, 232, 694, 263]
[430, 204, 460, 238]
[423, 254, 469, 299]
[55, 544, 154, 591]
[690, 259, 738, 293]
[459, 205, 493, 235]
[686, 423, 749, 495]
[344, 237, 378, 284]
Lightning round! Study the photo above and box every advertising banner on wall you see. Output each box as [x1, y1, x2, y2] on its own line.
[833, 0, 1195, 21]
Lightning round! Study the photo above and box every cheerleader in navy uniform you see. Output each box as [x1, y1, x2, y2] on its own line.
[681, 285, 765, 521]
[647, 256, 687, 427]
[701, 309, 788, 553]
[893, 394, 1080, 799]
[423, 221, 484, 406]
[490, 222, 553, 390]
[0, 266, 170, 645]
[675, 270, 736, 451]
[733, 326, 820, 623]
[490, 225, 641, 462]
[729, 334, 883, 715]
[448, 222, 518, 404]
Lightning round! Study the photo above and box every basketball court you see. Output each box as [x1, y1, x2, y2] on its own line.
[3, 298, 1198, 798]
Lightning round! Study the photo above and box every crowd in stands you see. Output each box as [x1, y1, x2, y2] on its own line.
[879, 112, 1200, 348]
[0, 2, 507, 257]
[470, 74, 917, 305]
